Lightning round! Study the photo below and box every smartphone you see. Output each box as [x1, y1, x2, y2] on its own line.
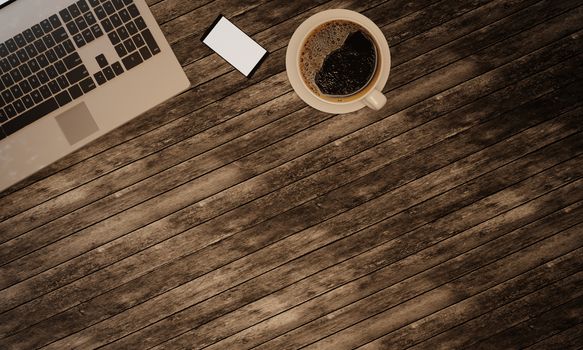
[201, 15, 268, 77]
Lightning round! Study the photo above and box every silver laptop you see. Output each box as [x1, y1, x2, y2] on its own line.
[0, 0, 190, 190]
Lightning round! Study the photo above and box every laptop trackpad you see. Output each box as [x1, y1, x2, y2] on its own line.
[55, 103, 99, 145]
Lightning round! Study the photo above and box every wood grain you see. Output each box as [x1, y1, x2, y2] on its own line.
[1, 0, 581, 348]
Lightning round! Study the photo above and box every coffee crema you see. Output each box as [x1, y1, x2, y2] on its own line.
[299, 20, 378, 102]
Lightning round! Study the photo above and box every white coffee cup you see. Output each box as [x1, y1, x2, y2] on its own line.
[286, 9, 391, 114]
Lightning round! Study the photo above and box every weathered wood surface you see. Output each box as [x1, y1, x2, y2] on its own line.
[0, 0, 582, 349]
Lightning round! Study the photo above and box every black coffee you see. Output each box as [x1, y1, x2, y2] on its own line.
[300, 21, 377, 99]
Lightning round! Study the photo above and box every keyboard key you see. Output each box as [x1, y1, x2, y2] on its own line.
[4, 104, 16, 118]
[48, 80, 60, 93]
[127, 4, 139, 17]
[75, 16, 88, 31]
[0, 44, 8, 57]
[37, 54, 49, 68]
[1, 89, 13, 103]
[13, 99, 25, 113]
[118, 26, 129, 40]
[113, 0, 123, 10]
[1, 73, 13, 87]
[16, 49, 28, 63]
[111, 61, 123, 75]
[94, 71, 106, 85]
[122, 0, 132, 5]
[111, 14, 122, 27]
[139, 45, 151, 60]
[0, 108, 6, 122]
[10, 68, 22, 83]
[52, 27, 69, 43]
[55, 61, 67, 74]
[34, 39, 47, 53]
[126, 21, 138, 35]
[89, 0, 100, 7]
[95, 54, 108, 68]
[134, 16, 146, 30]
[64, 52, 82, 69]
[119, 9, 130, 22]
[59, 8, 73, 23]
[63, 40, 76, 53]
[54, 44, 67, 58]
[79, 77, 96, 93]
[22, 94, 34, 108]
[14, 34, 27, 48]
[94, 5, 106, 20]
[23, 29, 36, 43]
[28, 59, 40, 73]
[114, 43, 126, 57]
[91, 24, 104, 38]
[121, 51, 142, 70]
[31, 89, 43, 103]
[46, 49, 57, 63]
[77, 0, 90, 12]
[82, 28, 94, 43]
[123, 38, 135, 52]
[28, 75, 40, 88]
[66, 65, 89, 84]
[50, 14, 62, 28]
[57, 75, 69, 89]
[103, 1, 115, 15]
[68, 3, 81, 18]
[67, 20, 79, 35]
[3, 97, 59, 136]
[42, 34, 56, 48]
[37, 70, 49, 84]
[85, 12, 97, 25]
[19, 79, 31, 93]
[25, 44, 38, 58]
[0, 58, 10, 73]
[141, 29, 160, 55]
[8, 54, 19, 68]
[108, 31, 121, 45]
[5, 39, 17, 52]
[102, 18, 114, 32]
[68, 83, 83, 99]
[103, 66, 114, 80]
[19, 64, 32, 78]
[40, 19, 53, 34]
[32, 24, 45, 38]
[73, 33, 86, 47]
[46, 65, 58, 79]
[132, 33, 144, 48]
[39, 85, 51, 98]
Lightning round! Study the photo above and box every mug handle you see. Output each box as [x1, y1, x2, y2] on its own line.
[363, 89, 387, 110]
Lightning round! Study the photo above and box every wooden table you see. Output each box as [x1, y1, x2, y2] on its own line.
[1, 0, 582, 348]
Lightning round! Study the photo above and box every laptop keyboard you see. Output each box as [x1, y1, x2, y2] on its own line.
[0, 0, 161, 140]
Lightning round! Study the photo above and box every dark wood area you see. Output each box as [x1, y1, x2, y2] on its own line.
[1, 0, 582, 348]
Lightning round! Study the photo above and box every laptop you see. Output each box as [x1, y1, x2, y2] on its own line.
[0, 0, 190, 191]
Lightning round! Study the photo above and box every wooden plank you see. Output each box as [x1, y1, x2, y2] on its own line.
[214, 204, 583, 350]
[2, 35, 582, 323]
[103, 130, 583, 349]
[18, 114, 583, 349]
[360, 255, 583, 349]
[0, 4, 580, 284]
[284, 224, 583, 350]
[0, 0, 566, 218]
[472, 296, 583, 349]
[3, 92, 581, 341]
[523, 323, 583, 350]
[150, 0, 214, 25]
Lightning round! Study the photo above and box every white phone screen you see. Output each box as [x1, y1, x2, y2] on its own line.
[202, 16, 267, 77]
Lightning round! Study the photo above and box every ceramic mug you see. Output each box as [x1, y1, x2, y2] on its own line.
[286, 9, 391, 114]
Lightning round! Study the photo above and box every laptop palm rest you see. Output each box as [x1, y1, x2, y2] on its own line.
[55, 102, 99, 145]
